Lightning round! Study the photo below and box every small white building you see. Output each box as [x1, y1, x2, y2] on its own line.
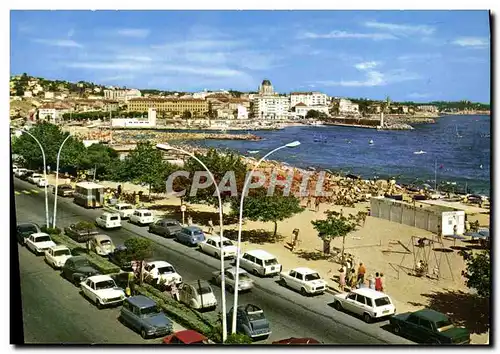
[338, 99, 360, 115]
[24, 91, 33, 98]
[290, 92, 329, 108]
[111, 107, 156, 128]
[294, 103, 329, 117]
[237, 105, 249, 119]
[38, 108, 57, 122]
[44, 92, 55, 99]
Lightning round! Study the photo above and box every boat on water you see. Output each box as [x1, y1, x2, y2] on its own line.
[413, 150, 426, 155]
[369, 140, 374, 145]
[309, 120, 325, 126]
[456, 125, 462, 138]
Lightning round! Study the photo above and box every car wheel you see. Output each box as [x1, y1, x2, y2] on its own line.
[300, 287, 307, 296]
[334, 301, 343, 311]
[392, 325, 401, 334]
[363, 313, 372, 323]
[95, 299, 103, 309]
[214, 252, 220, 259]
[252, 269, 259, 277]
[280, 278, 287, 287]
[140, 328, 148, 339]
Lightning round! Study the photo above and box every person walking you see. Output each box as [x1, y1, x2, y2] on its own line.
[357, 262, 366, 285]
[375, 272, 384, 292]
[187, 215, 193, 226]
[306, 196, 312, 209]
[338, 267, 346, 292]
[349, 269, 357, 289]
[315, 197, 321, 212]
[208, 219, 214, 234]
[368, 274, 375, 290]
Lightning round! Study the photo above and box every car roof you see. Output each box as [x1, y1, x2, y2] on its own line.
[161, 218, 179, 223]
[116, 203, 132, 207]
[184, 226, 202, 231]
[244, 249, 276, 260]
[292, 267, 318, 275]
[205, 235, 230, 242]
[412, 309, 449, 321]
[31, 232, 50, 237]
[87, 275, 113, 283]
[50, 245, 70, 251]
[186, 280, 211, 288]
[148, 260, 174, 267]
[174, 330, 207, 344]
[68, 255, 87, 262]
[127, 295, 156, 308]
[76, 181, 104, 189]
[225, 266, 248, 275]
[135, 209, 151, 213]
[100, 212, 118, 217]
[94, 234, 112, 241]
[352, 288, 389, 299]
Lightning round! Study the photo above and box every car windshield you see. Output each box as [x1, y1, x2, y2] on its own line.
[193, 230, 203, 235]
[141, 305, 161, 316]
[121, 205, 132, 210]
[100, 240, 112, 246]
[95, 280, 116, 290]
[374, 297, 391, 307]
[74, 259, 91, 268]
[143, 212, 152, 217]
[54, 249, 71, 257]
[239, 273, 251, 282]
[20, 225, 37, 233]
[264, 258, 278, 266]
[61, 185, 72, 190]
[222, 240, 233, 247]
[35, 236, 51, 242]
[247, 311, 265, 321]
[195, 286, 213, 295]
[436, 319, 454, 331]
[158, 266, 175, 274]
[305, 273, 321, 281]
[166, 222, 178, 227]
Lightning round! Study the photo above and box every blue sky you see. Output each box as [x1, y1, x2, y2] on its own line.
[10, 10, 490, 102]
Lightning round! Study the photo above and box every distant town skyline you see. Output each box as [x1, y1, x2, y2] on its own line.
[10, 10, 491, 103]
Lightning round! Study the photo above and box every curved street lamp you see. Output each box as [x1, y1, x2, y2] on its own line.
[15, 128, 50, 228]
[52, 133, 73, 228]
[231, 141, 300, 333]
[156, 143, 228, 342]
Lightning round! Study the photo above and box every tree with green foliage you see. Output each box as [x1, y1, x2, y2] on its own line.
[78, 143, 121, 180]
[124, 237, 153, 285]
[232, 187, 304, 237]
[225, 333, 253, 344]
[305, 110, 320, 119]
[461, 250, 490, 297]
[311, 210, 363, 258]
[182, 110, 192, 119]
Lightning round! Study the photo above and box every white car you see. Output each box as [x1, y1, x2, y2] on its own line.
[95, 212, 122, 229]
[332, 288, 396, 323]
[105, 203, 135, 219]
[144, 261, 182, 286]
[28, 173, 44, 184]
[129, 209, 154, 226]
[44, 245, 72, 268]
[37, 178, 48, 187]
[90, 234, 116, 256]
[26, 232, 57, 255]
[212, 266, 254, 293]
[15, 168, 27, 177]
[198, 235, 237, 259]
[238, 249, 282, 277]
[279, 267, 327, 295]
[80, 275, 125, 309]
[179, 280, 218, 310]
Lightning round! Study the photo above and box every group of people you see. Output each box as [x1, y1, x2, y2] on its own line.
[337, 260, 385, 293]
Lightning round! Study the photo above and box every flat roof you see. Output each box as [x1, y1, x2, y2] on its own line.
[76, 181, 104, 189]
[205, 235, 231, 242]
[418, 199, 489, 214]
[245, 249, 276, 260]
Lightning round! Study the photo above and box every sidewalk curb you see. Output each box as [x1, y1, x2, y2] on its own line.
[326, 286, 340, 295]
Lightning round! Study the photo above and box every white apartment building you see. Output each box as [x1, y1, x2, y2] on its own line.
[111, 108, 157, 128]
[104, 88, 142, 102]
[44, 92, 55, 99]
[417, 105, 438, 113]
[338, 98, 360, 115]
[290, 92, 328, 108]
[294, 103, 329, 117]
[38, 108, 57, 123]
[251, 79, 291, 120]
[24, 91, 33, 98]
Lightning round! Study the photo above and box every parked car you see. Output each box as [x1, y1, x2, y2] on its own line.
[279, 267, 327, 296]
[162, 330, 211, 344]
[212, 266, 254, 293]
[12, 165, 19, 174]
[53, 184, 74, 197]
[95, 212, 122, 230]
[105, 203, 135, 219]
[20, 170, 35, 181]
[44, 245, 72, 268]
[143, 261, 183, 286]
[36, 178, 48, 187]
[64, 223, 99, 243]
[61, 256, 100, 285]
[227, 304, 272, 340]
[15, 168, 28, 178]
[175, 226, 205, 246]
[332, 288, 396, 323]
[390, 309, 470, 344]
[108, 245, 133, 271]
[238, 250, 282, 277]
[199, 235, 237, 259]
[129, 209, 155, 226]
[81, 275, 126, 309]
[148, 218, 182, 237]
[25, 232, 57, 255]
[16, 222, 41, 245]
[90, 234, 116, 256]
[119, 295, 173, 339]
[28, 173, 44, 184]
[178, 280, 217, 311]
[272, 337, 321, 344]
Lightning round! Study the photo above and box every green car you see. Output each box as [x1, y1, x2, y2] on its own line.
[390, 309, 470, 344]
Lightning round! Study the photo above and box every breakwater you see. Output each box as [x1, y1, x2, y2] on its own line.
[111, 130, 262, 145]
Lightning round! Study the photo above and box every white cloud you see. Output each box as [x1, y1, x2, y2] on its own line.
[397, 53, 442, 62]
[101, 74, 135, 82]
[452, 37, 489, 48]
[67, 29, 75, 38]
[355, 61, 381, 70]
[315, 65, 419, 87]
[299, 30, 397, 40]
[116, 55, 153, 62]
[115, 28, 150, 38]
[364, 21, 436, 36]
[66, 62, 145, 70]
[33, 38, 83, 48]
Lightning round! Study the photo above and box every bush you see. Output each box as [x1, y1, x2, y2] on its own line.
[73, 221, 96, 231]
[41, 226, 62, 235]
[225, 333, 253, 344]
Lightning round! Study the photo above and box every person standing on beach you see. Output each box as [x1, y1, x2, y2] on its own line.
[306, 196, 312, 209]
[315, 197, 320, 212]
[375, 272, 384, 292]
[357, 263, 366, 285]
[349, 269, 357, 289]
[368, 274, 375, 290]
[208, 219, 214, 234]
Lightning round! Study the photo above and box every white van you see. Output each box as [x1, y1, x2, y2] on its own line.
[15, 168, 27, 177]
[238, 250, 282, 277]
[129, 209, 154, 226]
[95, 212, 122, 229]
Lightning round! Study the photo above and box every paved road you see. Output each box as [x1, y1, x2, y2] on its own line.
[14, 178, 414, 344]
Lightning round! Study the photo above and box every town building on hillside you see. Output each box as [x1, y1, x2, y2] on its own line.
[127, 97, 209, 116]
[251, 79, 291, 120]
[23, 91, 33, 98]
[38, 102, 72, 124]
[103, 100, 119, 112]
[104, 88, 142, 102]
[417, 105, 438, 113]
[338, 98, 360, 115]
[44, 92, 55, 99]
[294, 102, 329, 117]
[290, 92, 329, 107]
[111, 107, 157, 128]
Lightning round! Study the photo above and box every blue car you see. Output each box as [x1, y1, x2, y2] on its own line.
[226, 304, 272, 340]
[175, 226, 206, 246]
[119, 295, 173, 339]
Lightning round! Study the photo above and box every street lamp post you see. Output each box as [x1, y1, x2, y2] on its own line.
[231, 141, 300, 333]
[52, 133, 73, 228]
[156, 143, 228, 342]
[15, 129, 50, 228]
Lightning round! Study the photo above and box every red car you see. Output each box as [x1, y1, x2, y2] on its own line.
[272, 337, 321, 344]
[162, 330, 209, 344]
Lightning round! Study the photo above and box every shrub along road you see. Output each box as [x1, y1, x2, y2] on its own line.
[14, 178, 414, 344]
